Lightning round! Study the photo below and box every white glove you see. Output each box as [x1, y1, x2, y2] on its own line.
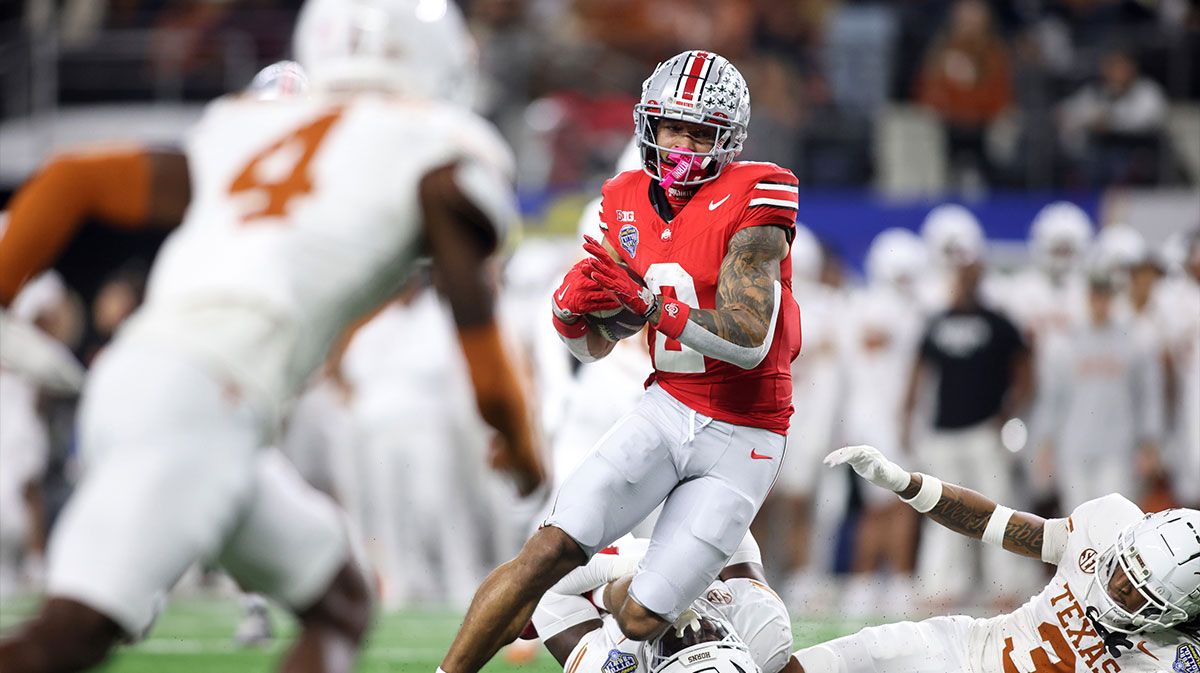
[823, 445, 911, 493]
[672, 607, 701, 638]
[0, 309, 85, 394]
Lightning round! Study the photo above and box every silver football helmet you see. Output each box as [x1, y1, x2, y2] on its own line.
[1085, 508, 1200, 634]
[293, 0, 474, 104]
[642, 604, 759, 673]
[635, 50, 751, 186]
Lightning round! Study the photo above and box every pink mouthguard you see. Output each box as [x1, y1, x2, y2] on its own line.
[659, 147, 699, 189]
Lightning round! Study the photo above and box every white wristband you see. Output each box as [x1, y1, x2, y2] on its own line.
[983, 506, 1015, 547]
[900, 474, 942, 513]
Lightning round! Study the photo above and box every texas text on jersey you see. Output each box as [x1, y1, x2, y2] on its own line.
[598, 161, 803, 433]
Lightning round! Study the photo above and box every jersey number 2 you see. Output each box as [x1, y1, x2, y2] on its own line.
[644, 263, 705, 374]
[229, 109, 342, 223]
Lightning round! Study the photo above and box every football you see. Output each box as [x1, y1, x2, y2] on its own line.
[583, 263, 648, 342]
[584, 305, 646, 342]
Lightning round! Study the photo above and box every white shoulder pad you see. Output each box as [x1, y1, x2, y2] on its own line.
[1068, 494, 1144, 553]
[727, 531, 763, 567]
[721, 578, 793, 673]
[441, 106, 519, 245]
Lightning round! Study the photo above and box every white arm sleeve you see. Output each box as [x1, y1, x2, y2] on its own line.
[558, 332, 603, 363]
[550, 535, 647, 595]
[531, 591, 601, 642]
[1042, 517, 1070, 565]
[675, 281, 781, 370]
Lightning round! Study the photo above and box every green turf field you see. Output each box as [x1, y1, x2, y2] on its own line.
[1, 596, 878, 672]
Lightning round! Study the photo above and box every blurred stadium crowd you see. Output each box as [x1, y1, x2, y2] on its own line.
[0, 0, 1198, 625]
[3, 0, 1200, 190]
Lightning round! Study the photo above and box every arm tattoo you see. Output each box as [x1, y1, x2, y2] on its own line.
[912, 479, 1046, 559]
[927, 490, 991, 538]
[1005, 518, 1045, 557]
[688, 226, 788, 347]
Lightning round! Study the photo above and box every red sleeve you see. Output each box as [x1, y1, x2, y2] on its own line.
[734, 165, 798, 241]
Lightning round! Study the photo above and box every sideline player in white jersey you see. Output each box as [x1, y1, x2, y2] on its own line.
[0, 1, 545, 672]
[530, 533, 795, 673]
[795, 444, 1200, 673]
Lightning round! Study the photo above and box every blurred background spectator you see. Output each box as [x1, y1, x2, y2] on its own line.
[915, 0, 1013, 190]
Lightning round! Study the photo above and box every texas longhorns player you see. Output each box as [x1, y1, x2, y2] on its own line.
[0, 1, 544, 672]
[801, 445, 1200, 673]
[531, 532, 796, 673]
[440, 50, 802, 673]
[0, 62, 304, 390]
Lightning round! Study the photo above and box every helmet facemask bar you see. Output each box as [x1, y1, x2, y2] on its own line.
[642, 607, 754, 673]
[1087, 531, 1189, 634]
[635, 106, 744, 187]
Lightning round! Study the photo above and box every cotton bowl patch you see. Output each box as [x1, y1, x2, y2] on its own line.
[603, 648, 638, 673]
[1175, 643, 1200, 673]
[619, 224, 639, 258]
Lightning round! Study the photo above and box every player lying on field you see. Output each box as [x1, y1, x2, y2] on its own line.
[793, 445, 1200, 673]
[530, 532, 798, 673]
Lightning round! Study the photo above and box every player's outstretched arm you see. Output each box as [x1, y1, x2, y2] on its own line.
[0, 145, 188, 306]
[419, 163, 546, 497]
[825, 445, 1053, 561]
[582, 225, 787, 369]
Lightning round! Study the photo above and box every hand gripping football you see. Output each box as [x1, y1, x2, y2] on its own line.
[583, 263, 648, 342]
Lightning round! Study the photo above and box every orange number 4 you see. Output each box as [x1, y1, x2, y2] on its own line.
[229, 109, 342, 223]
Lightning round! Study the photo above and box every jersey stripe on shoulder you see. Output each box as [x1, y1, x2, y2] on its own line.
[749, 177, 799, 211]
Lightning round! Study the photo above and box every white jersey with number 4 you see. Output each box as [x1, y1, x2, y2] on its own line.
[971, 494, 1197, 673]
[122, 95, 514, 419]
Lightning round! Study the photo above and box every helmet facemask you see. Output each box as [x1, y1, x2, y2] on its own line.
[1085, 524, 1194, 634]
[642, 605, 758, 673]
[634, 51, 750, 188]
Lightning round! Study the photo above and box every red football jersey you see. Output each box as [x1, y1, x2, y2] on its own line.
[598, 162, 803, 434]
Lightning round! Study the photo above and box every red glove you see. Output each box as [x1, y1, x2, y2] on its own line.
[580, 235, 692, 338]
[581, 235, 657, 318]
[551, 259, 620, 338]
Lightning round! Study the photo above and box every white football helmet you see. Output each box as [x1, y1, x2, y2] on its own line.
[791, 224, 823, 284]
[635, 50, 751, 186]
[1029, 201, 1093, 277]
[643, 605, 759, 673]
[1095, 224, 1149, 271]
[866, 228, 928, 290]
[1085, 508, 1200, 634]
[294, 0, 474, 103]
[247, 60, 310, 100]
[920, 204, 985, 267]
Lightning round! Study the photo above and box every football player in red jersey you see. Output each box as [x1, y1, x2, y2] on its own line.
[440, 50, 802, 673]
